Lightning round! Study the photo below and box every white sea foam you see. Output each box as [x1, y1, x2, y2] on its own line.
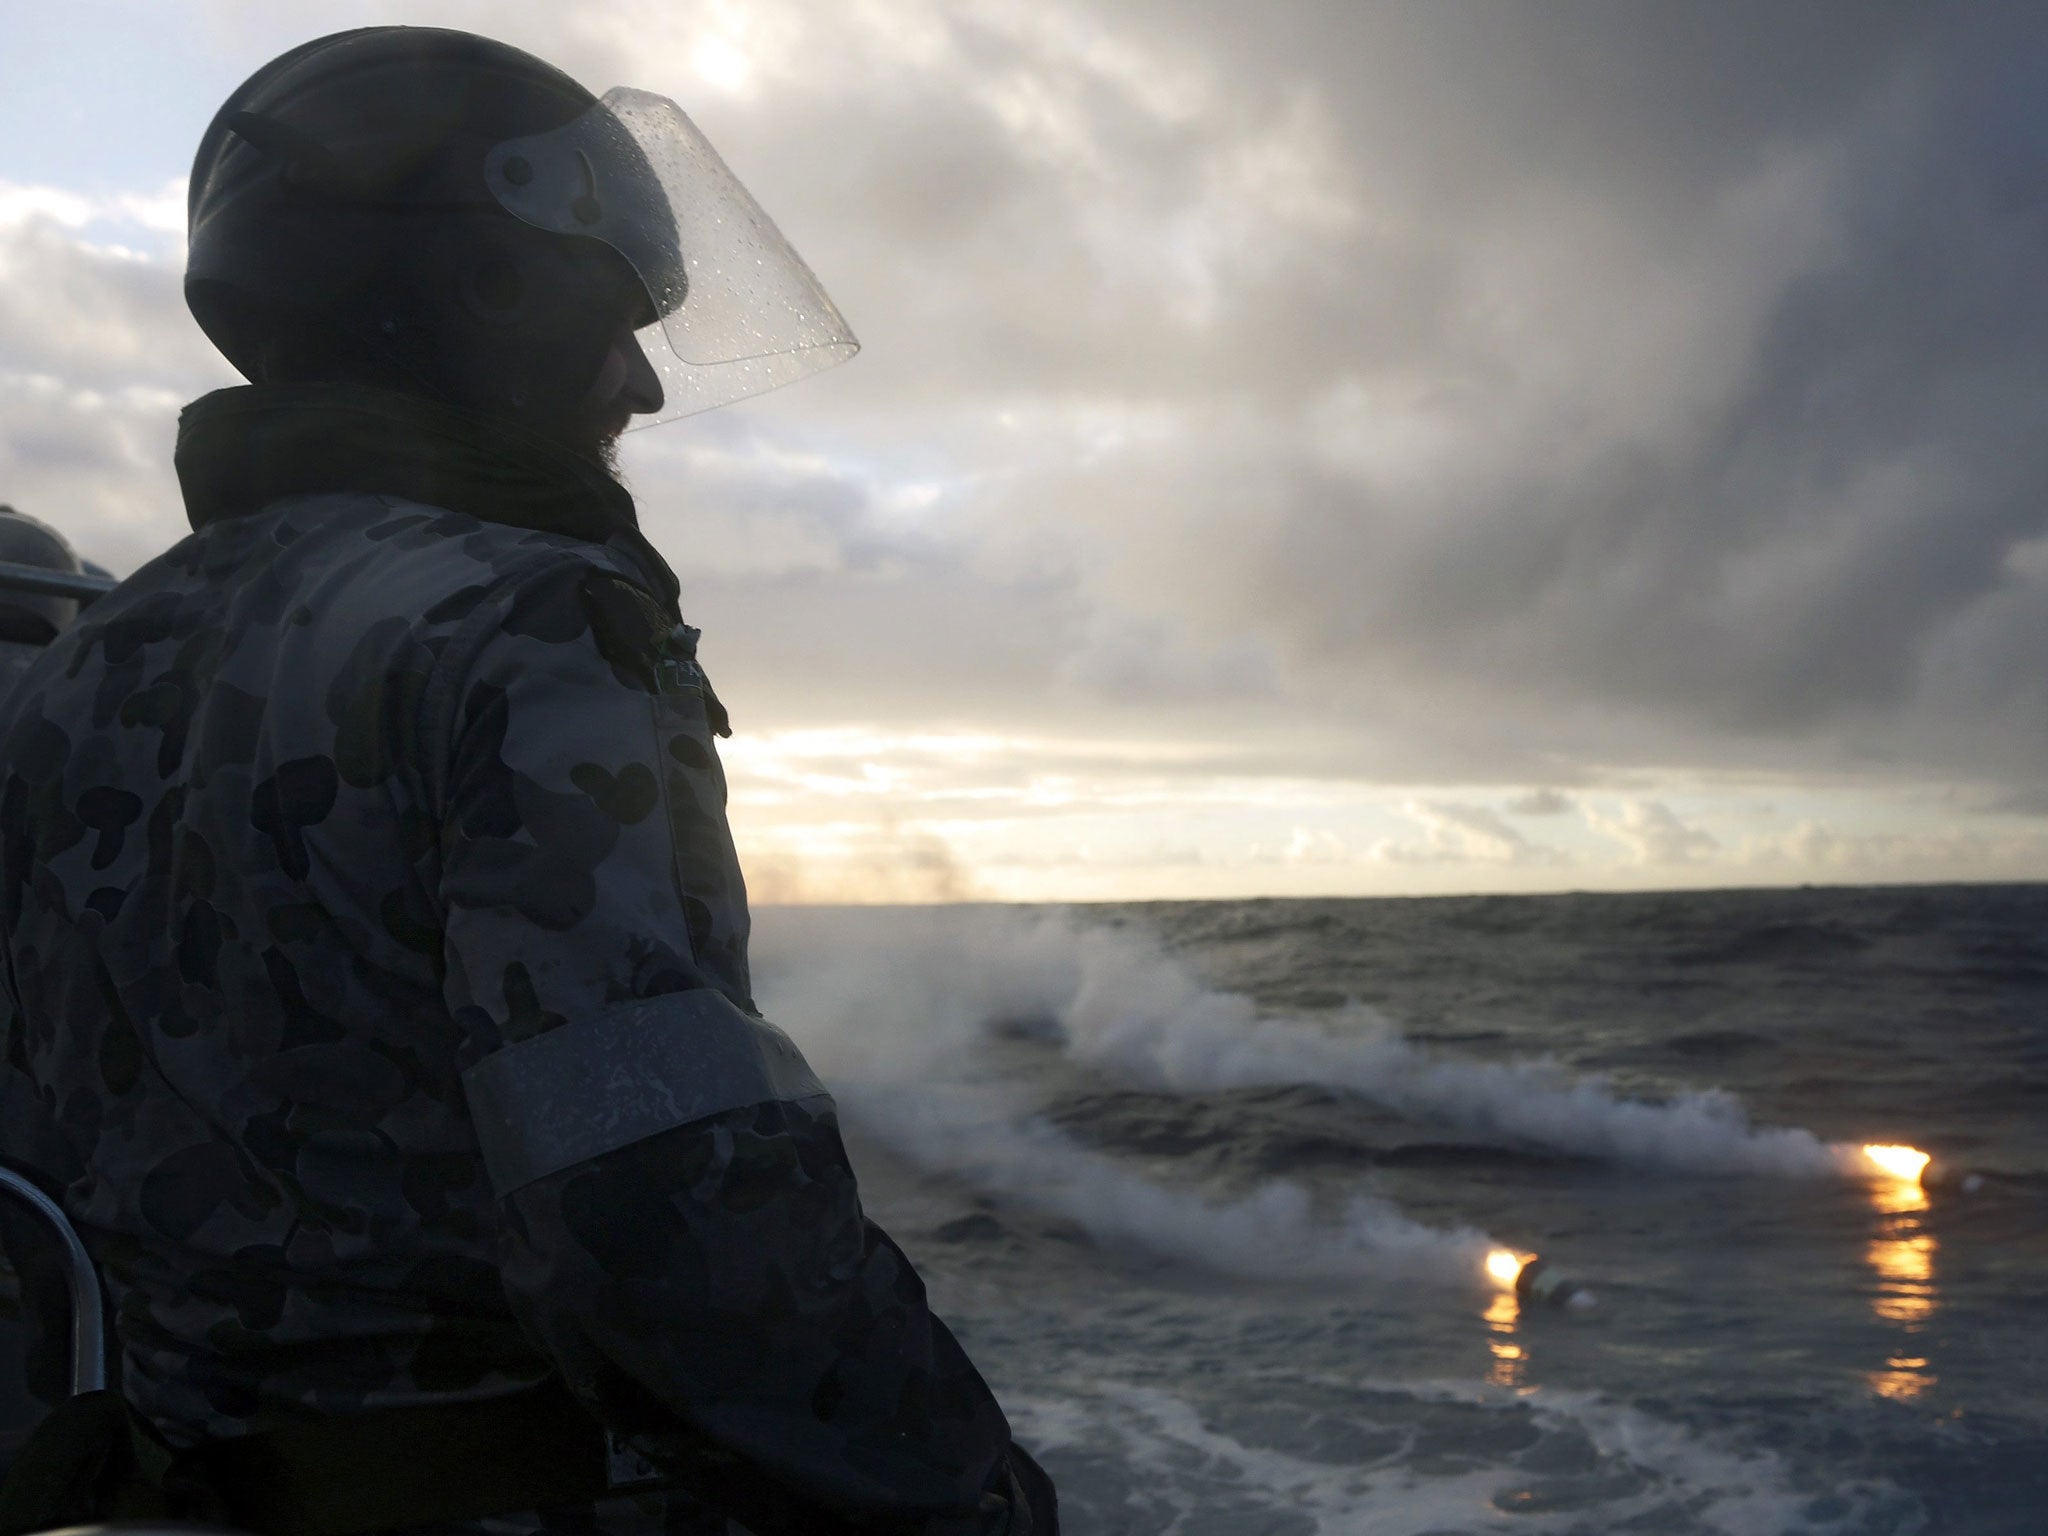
[754, 904, 1858, 1179]
[1002, 1376, 1909, 1536]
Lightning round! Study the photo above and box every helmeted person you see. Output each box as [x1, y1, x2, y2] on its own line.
[0, 509, 101, 705]
[0, 26, 1054, 1536]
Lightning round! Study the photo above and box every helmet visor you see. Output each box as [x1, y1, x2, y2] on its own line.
[485, 87, 857, 424]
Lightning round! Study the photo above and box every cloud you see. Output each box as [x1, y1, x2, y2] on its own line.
[0, 178, 187, 243]
[1585, 800, 1719, 865]
[1374, 800, 1568, 867]
[1736, 818, 2048, 879]
[0, 205, 232, 572]
[1054, 614, 1278, 705]
[1505, 788, 1575, 817]
[1974, 787, 2048, 818]
[12, 1, 2048, 895]
[0, 372, 193, 574]
[0, 186, 97, 230]
[1247, 826, 1348, 866]
[0, 216, 219, 391]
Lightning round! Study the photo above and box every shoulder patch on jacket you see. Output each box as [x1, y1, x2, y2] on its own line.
[578, 571, 675, 695]
[575, 571, 733, 736]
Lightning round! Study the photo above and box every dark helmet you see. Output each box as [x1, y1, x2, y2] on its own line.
[185, 28, 655, 425]
[185, 27, 857, 427]
[0, 506, 86, 645]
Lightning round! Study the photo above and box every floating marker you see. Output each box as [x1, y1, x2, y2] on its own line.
[1515, 1255, 1596, 1311]
[1862, 1143, 1989, 1197]
[1920, 1158, 1986, 1196]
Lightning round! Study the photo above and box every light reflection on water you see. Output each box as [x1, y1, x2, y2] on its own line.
[1866, 1177, 1937, 1400]
[1483, 1288, 1525, 1389]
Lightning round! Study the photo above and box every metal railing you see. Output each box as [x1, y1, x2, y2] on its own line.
[0, 564, 117, 608]
[0, 1162, 105, 1396]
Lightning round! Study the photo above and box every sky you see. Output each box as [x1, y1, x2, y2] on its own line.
[3, 0, 2047, 903]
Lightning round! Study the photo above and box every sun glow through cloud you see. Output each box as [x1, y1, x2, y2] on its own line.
[690, 36, 753, 93]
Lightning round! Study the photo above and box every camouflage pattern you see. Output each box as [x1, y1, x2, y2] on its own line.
[0, 386, 1019, 1535]
[0, 644, 44, 713]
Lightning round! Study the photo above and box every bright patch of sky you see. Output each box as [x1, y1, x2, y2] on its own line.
[1, 4, 217, 189]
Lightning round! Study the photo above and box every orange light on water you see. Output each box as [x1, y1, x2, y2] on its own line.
[1861, 1145, 1940, 1401]
[1483, 1288, 1525, 1388]
[1869, 1356, 1934, 1402]
[1486, 1249, 1525, 1289]
[1869, 1229, 1937, 1326]
[1862, 1144, 1931, 1184]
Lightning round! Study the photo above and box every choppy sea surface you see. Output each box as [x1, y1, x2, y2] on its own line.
[753, 884, 2048, 1536]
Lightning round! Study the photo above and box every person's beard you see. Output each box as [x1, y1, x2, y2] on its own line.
[538, 400, 631, 478]
[577, 411, 630, 479]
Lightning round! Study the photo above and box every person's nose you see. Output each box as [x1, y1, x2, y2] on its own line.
[618, 327, 664, 417]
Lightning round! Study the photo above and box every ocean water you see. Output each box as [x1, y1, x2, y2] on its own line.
[752, 884, 2048, 1536]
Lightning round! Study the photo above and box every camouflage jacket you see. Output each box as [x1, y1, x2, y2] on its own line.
[0, 644, 42, 711]
[0, 385, 1019, 1535]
